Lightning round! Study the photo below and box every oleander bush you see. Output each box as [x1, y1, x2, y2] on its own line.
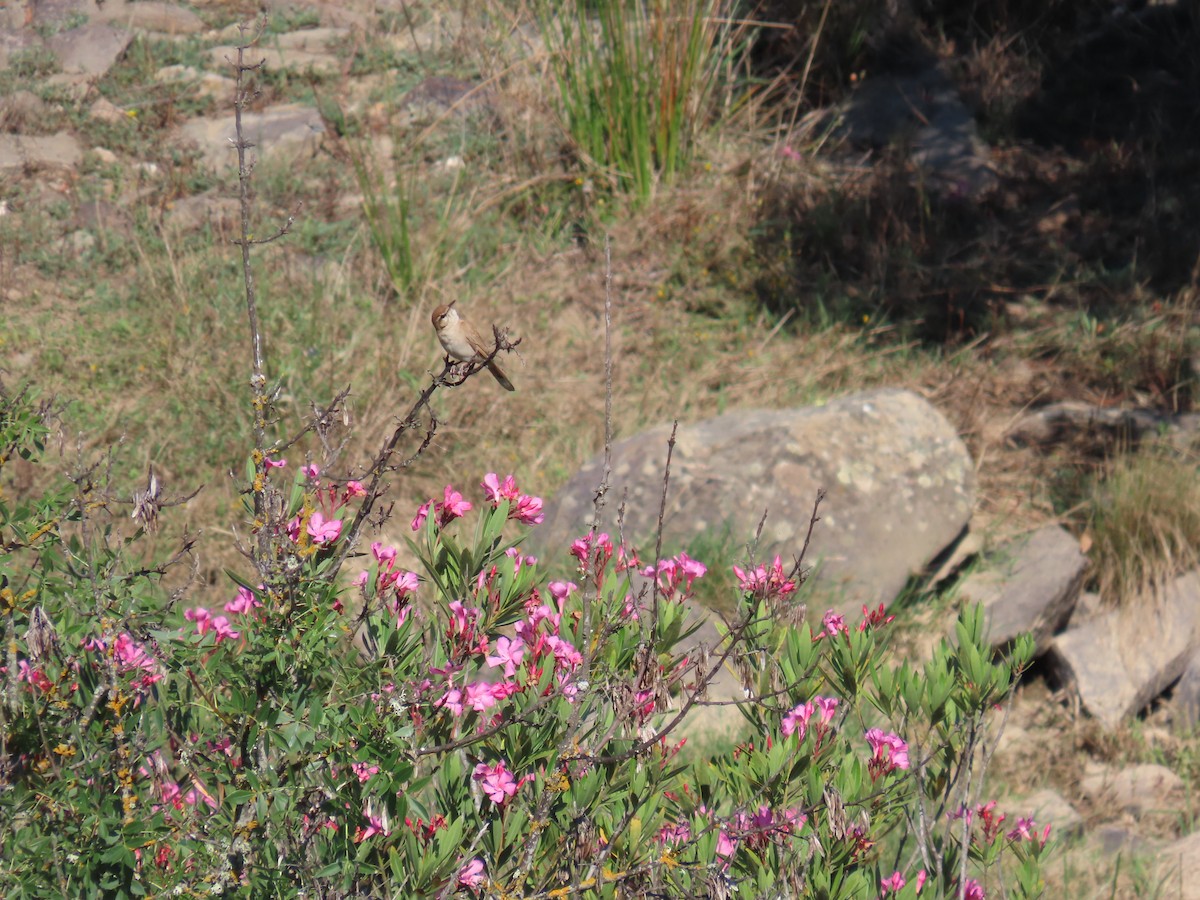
[0, 384, 1047, 898]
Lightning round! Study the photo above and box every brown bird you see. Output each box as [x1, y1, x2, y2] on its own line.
[431, 301, 515, 391]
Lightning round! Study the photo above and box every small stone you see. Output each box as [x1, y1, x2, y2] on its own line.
[90, 147, 119, 165]
[1155, 831, 1200, 899]
[155, 64, 200, 83]
[89, 97, 125, 124]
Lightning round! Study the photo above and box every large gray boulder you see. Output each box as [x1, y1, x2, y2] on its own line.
[537, 388, 974, 612]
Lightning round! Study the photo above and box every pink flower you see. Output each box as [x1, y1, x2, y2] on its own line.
[865, 728, 910, 778]
[512, 494, 544, 525]
[821, 610, 847, 637]
[642, 552, 706, 600]
[815, 696, 839, 726]
[473, 760, 519, 805]
[307, 512, 342, 545]
[436, 485, 472, 525]
[17, 660, 52, 692]
[858, 602, 896, 632]
[264, 456, 286, 469]
[545, 634, 582, 671]
[300, 464, 320, 479]
[351, 761, 379, 784]
[733, 556, 797, 600]
[1006, 815, 1034, 842]
[716, 829, 737, 859]
[371, 542, 397, 564]
[354, 812, 389, 843]
[657, 821, 691, 845]
[458, 858, 486, 890]
[211, 616, 240, 644]
[393, 570, 419, 597]
[915, 871, 928, 893]
[486, 636, 526, 678]
[435, 688, 464, 717]
[482, 473, 520, 503]
[548, 581, 577, 603]
[411, 499, 432, 531]
[113, 633, 157, 672]
[569, 531, 612, 567]
[961, 879, 985, 900]
[782, 701, 814, 739]
[344, 480, 366, 498]
[464, 681, 498, 713]
[225, 585, 261, 615]
[184, 606, 213, 634]
[182, 781, 218, 810]
[880, 871, 905, 894]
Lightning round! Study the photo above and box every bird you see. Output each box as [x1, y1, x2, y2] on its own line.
[431, 300, 515, 391]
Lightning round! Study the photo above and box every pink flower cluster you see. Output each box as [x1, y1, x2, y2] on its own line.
[952, 801, 1051, 850]
[1007, 815, 1051, 847]
[458, 858, 486, 891]
[880, 869, 927, 896]
[353, 542, 419, 620]
[733, 555, 796, 601]
[865, 728, 909, 780]
[482, 473, 544, 525]
[224, 585, 263, 616]
[641, 551, 707, 602]
[570, 530, 614, 573]
[140, 750, 217, 817]
[715, 805, 807, 863]
[82, 631, 164, 699]
[284, 464, 365, 547]
[183, 607, 240, 645]
[14, 659, 54, 693]
[472, 759, 528, 806]
[781, 696, 839, 745]
[411, 485, 472, 531]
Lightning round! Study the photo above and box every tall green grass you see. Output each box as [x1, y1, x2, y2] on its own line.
[535, 0, 742, 205]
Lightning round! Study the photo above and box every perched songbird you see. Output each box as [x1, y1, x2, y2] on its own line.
[431, 300, 515, 391]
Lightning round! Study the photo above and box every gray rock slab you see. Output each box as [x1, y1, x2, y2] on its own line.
[1048, 571, 1200, 729]
[161, 192, 241, 236]
[537, 388, 974, 613]
[0, 31, 44, 71]
[99, 1, 205, 34]
[45, 23, 132, 78]
[911, 104, 998, 199]
[1080, 764, 1186, 819]
[175, 103, 326, 172]
[0, 132, 83, 173]
[956, 525, 1087, 653]
[208, 44, 341, 76]
[1156, 831, 1200, 900]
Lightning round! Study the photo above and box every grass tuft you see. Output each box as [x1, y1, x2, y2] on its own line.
[1086, 446, 1200, 605]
